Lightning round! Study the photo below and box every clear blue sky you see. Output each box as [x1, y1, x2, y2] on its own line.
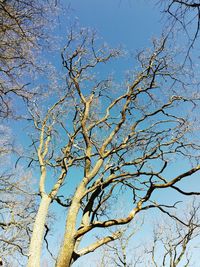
[67, 0, 162, 47]
[10, 1, 200, 266]
[37, 1, 200, 266]
[39, 1, 167, 266]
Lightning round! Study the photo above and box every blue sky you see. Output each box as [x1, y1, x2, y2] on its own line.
[36, 1, 200, 266]
[67, 0, 162, 47]
[8, 1, 200, 266]
[48, 0, 165, 69]
[38, 1, 167, 265]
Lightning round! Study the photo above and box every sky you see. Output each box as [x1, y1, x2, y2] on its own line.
[66, 0, 162, 47]
[6, 0, 200, 266]
[35, 1, 200, 266]
[39, 1, 167, 266]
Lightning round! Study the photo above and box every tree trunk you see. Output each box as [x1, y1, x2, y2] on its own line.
[56, 203, 79, 267]
[56, 182, 86, 267]
[56, 235, 76, 267]
[27, 194, 51, 267]
[56, 200, 81, 266]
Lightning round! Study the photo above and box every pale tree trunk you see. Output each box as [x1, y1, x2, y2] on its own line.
[56, 202, 80, 267]
[56, 184, 86, 267]
[56, 234, 76, 267]
[27, 194, 51, 267]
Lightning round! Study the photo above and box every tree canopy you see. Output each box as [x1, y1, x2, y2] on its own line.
[1, 1, 200, 267]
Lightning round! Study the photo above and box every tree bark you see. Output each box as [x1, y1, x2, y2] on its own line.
[56, 201, 80, 267]
[27, 194, 51, 267]
[56, 182, 86, 267]
[56, 234, 76, 267]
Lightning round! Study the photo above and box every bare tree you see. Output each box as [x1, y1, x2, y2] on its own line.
[98, 223, 141, 267]
[147, 201, 200, 267]
[159, 0, 200, 63]
[0, 127, 37, 266]
[25, 27, 200, 267]
[0, 0, 58, 118]
[0, 1, 60, 264]
[0, 172, 36, 267]
[98, 201, 200, 267]
[0, 124, 37, 266]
